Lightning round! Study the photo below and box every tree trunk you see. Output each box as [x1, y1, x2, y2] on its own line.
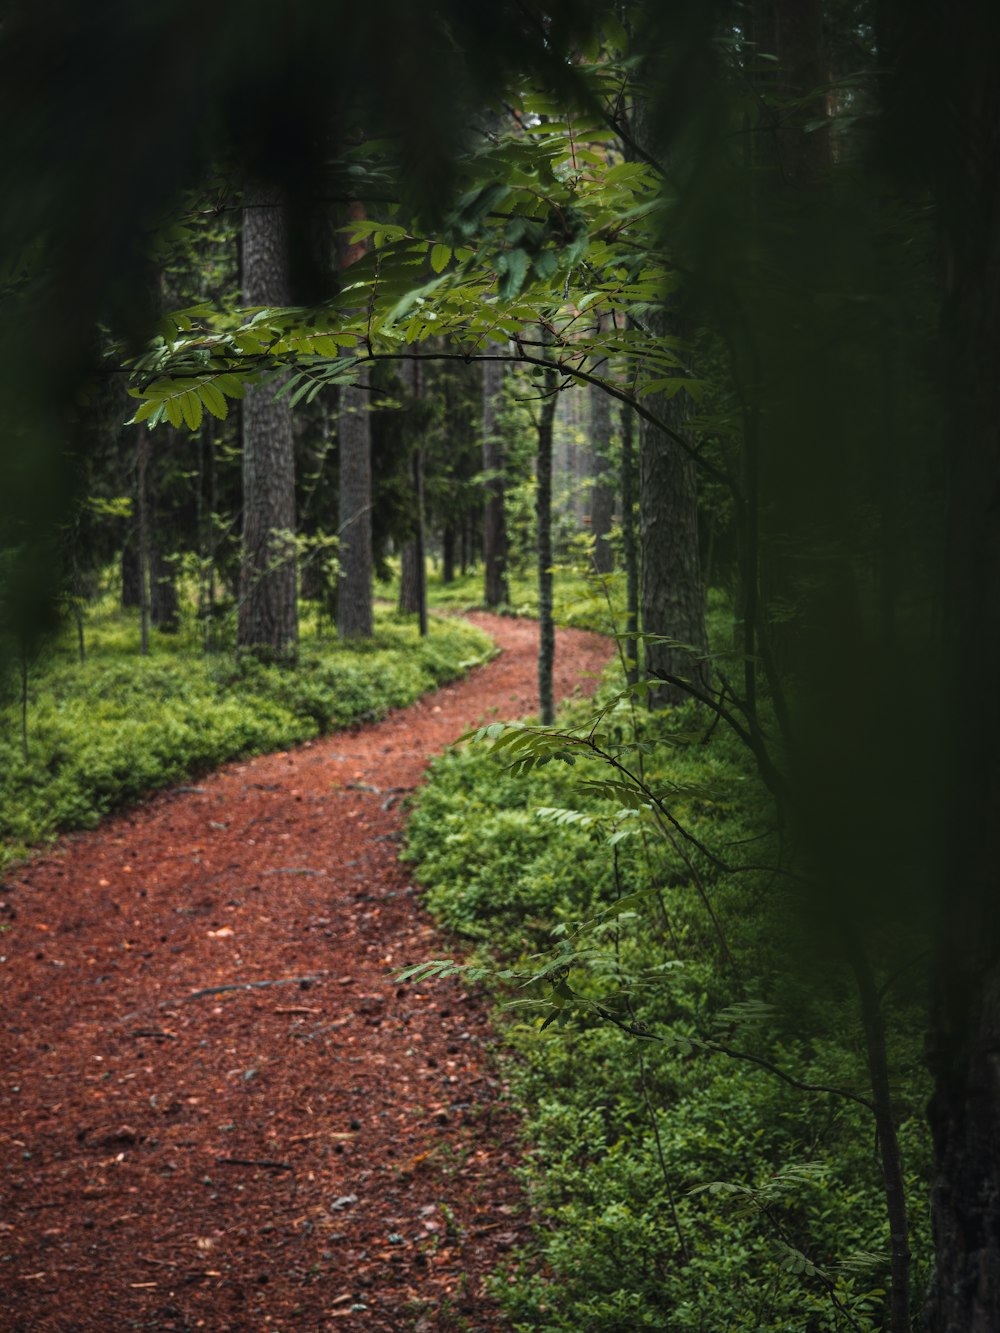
[337, 373, 373, 638]
[625, 89, 709, 706]
[620, 400, 639, 686]
[238, 185, 298, 662]
[536, 350, 558, 725]
[121, 537, 141, 609]
[639, 311, 709, 703]
[413, 440, 428, 636]
[150, 547, 179, 633]
[73, 600, 85, 663]
[589, 312, 616, 574]
[203, 416, 219, 653]
[19, 649, 29, 764]
[398, 358, 427, 633]
[482, 356, 508, 608]
[398, 542, 421, 614]
[570, 386, 586, 525]
[137, 430, 150, 658]
[589, 369, 615, 575]
[442, 522, 456, 584]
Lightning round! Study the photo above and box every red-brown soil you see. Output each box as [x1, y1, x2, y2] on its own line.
[0, 615, 611, 1333]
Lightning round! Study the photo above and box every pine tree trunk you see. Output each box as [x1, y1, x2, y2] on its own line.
[398, 542, 420, 613]
[337, 373, 373, 638]
[536, 352, 558, 725]
[121, 537, 141, 609]
[204, 416, 218, 653]
[442, 523, 456, 584]
[150, 547, 179, 633]
[589, 360, 615, 575]
[639, 311, 709, 703]
[626, 84, 709, 706]
[482, 357, 508, 607]
[573, 391, 588, 527]
[238, 185, 298, 662]
[413, 441, 427, 636]
[398, 358, 427, 632]
[137, 430, 150, 657]
[621, 400, 639, 686]
[299, 549, 327, 602]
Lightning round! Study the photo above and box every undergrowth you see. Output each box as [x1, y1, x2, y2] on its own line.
[0, 603, 492, 872]
[403, 685, 932, 1331]
[378, 558, 627, 633]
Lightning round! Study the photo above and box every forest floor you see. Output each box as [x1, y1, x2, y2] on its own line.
[0, 614, 611, 1333]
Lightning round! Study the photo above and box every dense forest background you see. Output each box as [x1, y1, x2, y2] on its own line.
[1, 1, 998, 1329]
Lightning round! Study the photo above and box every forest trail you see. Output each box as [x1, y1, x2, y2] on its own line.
[0, 615, 611, 1333]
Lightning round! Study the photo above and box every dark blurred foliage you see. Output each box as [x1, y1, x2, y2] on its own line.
[0, 0, 604, 650]
[3, 0, 989, 957]
[626, 0, 947, 937]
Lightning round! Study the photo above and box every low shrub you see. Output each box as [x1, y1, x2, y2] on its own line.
[404, 693, 932, 1331]
[0, 609, 492, 872]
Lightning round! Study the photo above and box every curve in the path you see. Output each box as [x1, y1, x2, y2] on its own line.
[0, 615, 611, 1333]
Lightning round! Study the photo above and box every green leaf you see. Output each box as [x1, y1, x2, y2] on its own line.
[216, 374, 247, 400]
[198, 380, 228, 420]
[499, 249, 529, 298]
[179, 390, 203, 431]
[130, 398, 161, 425]
[430, 243, 452, 274]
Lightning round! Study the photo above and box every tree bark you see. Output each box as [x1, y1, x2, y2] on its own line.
[639, 311, 709, 703]
[337, 372, 374, 638]
[620, 400, 639, 687]
[398, 358, 427, 632]
[626, 87, 709, 706]
[482, 356, 508, 608]
[570, 389, 588, 527]
[137, 430, 150, 658]
[413, 439, 428, 637]
[398, 541, 421, 613]
[589, 321, 616, 575]
[442, 522, 456, 584]
[332, 202, 374, 639]
[536, 342, 558, 725]
[238, 185, 298, 662]
[121, 536, 141, 610]
[150, 547, 179, 633]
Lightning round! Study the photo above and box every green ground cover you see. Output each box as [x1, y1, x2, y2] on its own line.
[403, 673, 932, 1331]
[0, 598, 492, 872]
[378, 560, 627, 634]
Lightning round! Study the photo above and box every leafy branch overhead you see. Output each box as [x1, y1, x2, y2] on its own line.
[124, 83, 705, 454]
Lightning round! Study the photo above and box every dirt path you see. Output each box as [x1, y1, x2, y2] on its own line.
[0, 615, 611, 1333]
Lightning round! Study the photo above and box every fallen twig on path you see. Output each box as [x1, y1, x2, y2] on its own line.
[216, 1157, 294, 1172]
[117, 975, 325, 1022]
[262, 868, 324, 877]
